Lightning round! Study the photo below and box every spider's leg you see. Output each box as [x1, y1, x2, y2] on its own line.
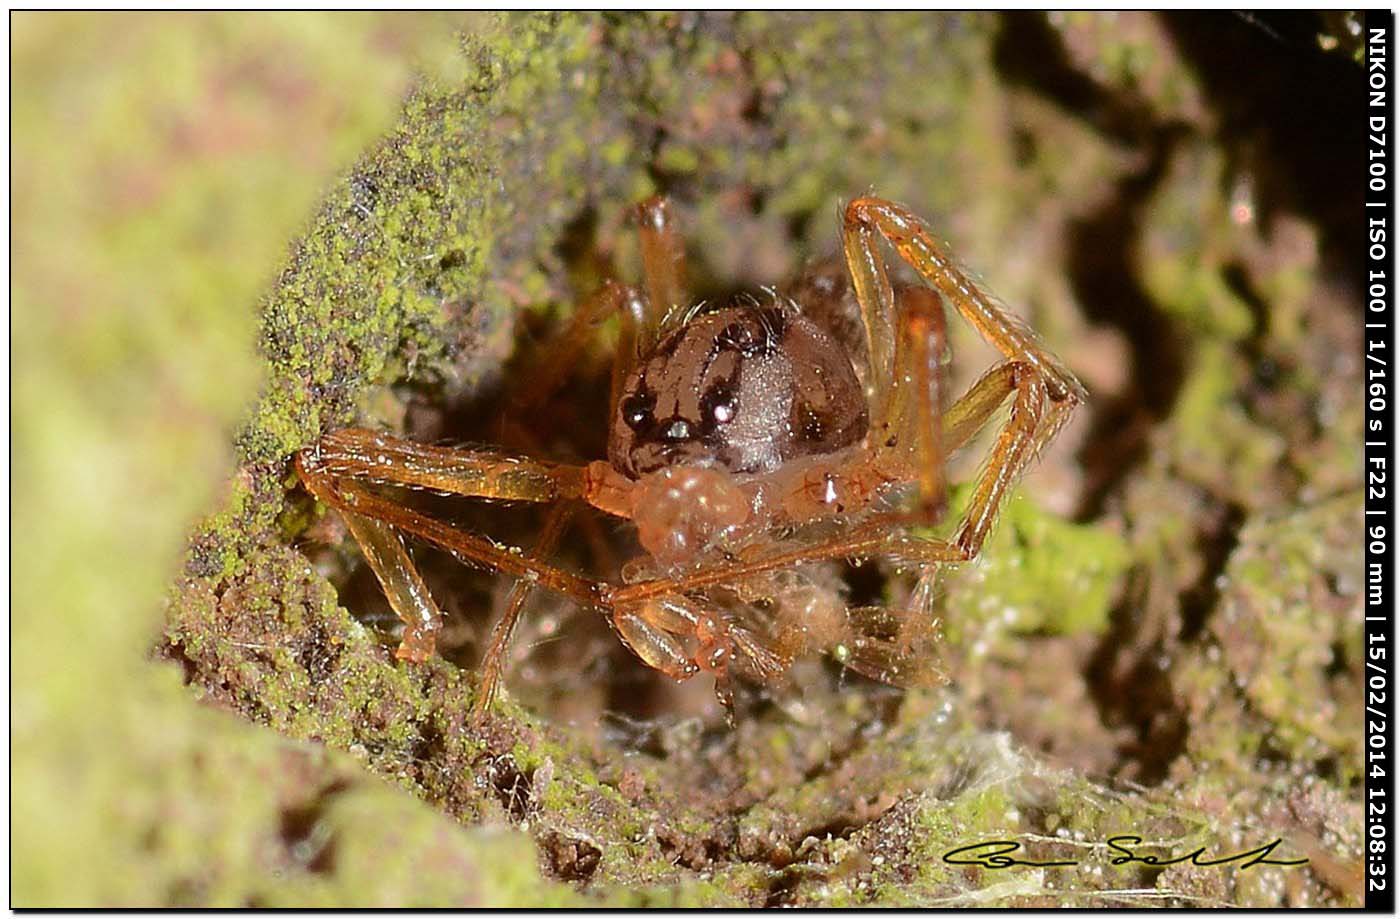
[298, 457, 603, 607]
[844, 196, 1085, 403]
[300, 434, 590, 662]
[943, 360, 1034, 453]
[507, 195, 686, 418]
[300, 447, 450, 661]
[305, 428, 589, 504]
[946, 356, 1075, 555]
[507, 280, 645, 416]
[890, 285, 949, 524]
[471, 500, 577, 721]
[604, 527, 961, 694]
[611, 589, 793, 715]
[336, 508, 444, 663]
[842, 197, 900, 422]
[606, 527, 967, 609]
[301, 442, 718, 686]
[842, 196, 1083, 559]
[613, 594, 716, 671]
[612, 610, 699, 681]
[950, 363, 1054, 557]
[608, 196, 690, 413]
[635, 196, 688, 340]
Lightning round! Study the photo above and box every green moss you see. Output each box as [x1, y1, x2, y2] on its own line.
[1169, 342, 1289, 502]
[942, 490, 1132, 645]
[1139, 147, 1256, 341]
[1188, 493, 1363, 780]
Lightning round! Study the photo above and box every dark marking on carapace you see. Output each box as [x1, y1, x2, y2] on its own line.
[609, 298, 868, 478]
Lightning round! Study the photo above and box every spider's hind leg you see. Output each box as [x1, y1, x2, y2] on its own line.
[295, 444, 605, 645]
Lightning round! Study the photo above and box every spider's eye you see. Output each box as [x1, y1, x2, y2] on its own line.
[716, 322, 755, 352]
[621, 391, 655, 431]
[700, 380, 737, 427]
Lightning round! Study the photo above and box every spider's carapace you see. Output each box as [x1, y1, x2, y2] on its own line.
[295, 195, 1084, 718]
[610, 303, 868, 479]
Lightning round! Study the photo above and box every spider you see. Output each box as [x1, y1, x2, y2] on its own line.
[295, 195, 1085, 718]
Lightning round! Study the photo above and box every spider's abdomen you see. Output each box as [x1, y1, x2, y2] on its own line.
[609, 301, 868, 479]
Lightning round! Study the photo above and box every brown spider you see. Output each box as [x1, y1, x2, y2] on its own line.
[295, 195, 1084, 718]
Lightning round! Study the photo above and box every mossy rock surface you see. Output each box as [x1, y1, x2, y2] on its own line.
[15, 12, 1365, 906]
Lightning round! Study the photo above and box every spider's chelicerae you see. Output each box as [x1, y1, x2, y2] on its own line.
[296, 196, 1084, 718]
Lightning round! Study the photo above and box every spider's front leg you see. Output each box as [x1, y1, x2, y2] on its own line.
[298, 430, 764, 702]
[298, 453, 444, 663]
[295, 431, 603, 667]
[634, 195, 688, 338]
[843, 196, 1085, 561]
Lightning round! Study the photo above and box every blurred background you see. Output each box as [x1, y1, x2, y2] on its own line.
[12, 11, 1368, 906]
[12, 12, 501, 905]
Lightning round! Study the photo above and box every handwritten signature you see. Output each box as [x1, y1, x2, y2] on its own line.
[942, 836, 1309, 871]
